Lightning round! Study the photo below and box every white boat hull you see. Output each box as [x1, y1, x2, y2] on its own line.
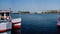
[0, 22, 12, 33]
[12, 18, 21, 24]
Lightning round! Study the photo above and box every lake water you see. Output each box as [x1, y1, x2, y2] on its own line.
[21, 14, 59, 34]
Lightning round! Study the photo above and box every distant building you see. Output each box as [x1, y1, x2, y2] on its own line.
[41, 10, 58, 14]
[18, 11, 30, 14]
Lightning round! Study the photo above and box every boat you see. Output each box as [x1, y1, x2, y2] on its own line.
[0, 10, 21, 33]
[12, 18, 21, 29]
[57, 17, 60, 26]
[0, 10, 12, 33]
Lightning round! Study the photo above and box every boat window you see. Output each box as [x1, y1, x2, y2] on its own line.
[1, 13, 4, 16]
[6, 12, 9, 16]
[0, 13, 4, 20]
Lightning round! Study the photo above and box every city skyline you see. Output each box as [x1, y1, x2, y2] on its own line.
[0, 0, 60, 12]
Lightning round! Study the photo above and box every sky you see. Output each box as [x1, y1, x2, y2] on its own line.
[0, 0, 60, 12]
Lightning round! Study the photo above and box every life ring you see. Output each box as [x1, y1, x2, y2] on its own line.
[6, 16, 10, 20]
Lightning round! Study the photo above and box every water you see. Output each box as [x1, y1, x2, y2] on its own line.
[21, 14, 58, 34]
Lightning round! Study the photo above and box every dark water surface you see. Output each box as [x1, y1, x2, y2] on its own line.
[21, 14, 58, 34]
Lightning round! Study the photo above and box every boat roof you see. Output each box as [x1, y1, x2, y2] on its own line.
[0, 10, 11, 13]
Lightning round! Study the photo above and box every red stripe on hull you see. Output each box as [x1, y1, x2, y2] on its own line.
[12, 22, 21, 29]
[0, 28, 11, 33]
[13, 22, 21, 29]
[57, 25, 60, 26]
[14, 25, 21, 29]
[57, 23, 60, 26]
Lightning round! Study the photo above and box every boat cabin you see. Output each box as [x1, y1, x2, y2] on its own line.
[0, 10, 11, 22]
